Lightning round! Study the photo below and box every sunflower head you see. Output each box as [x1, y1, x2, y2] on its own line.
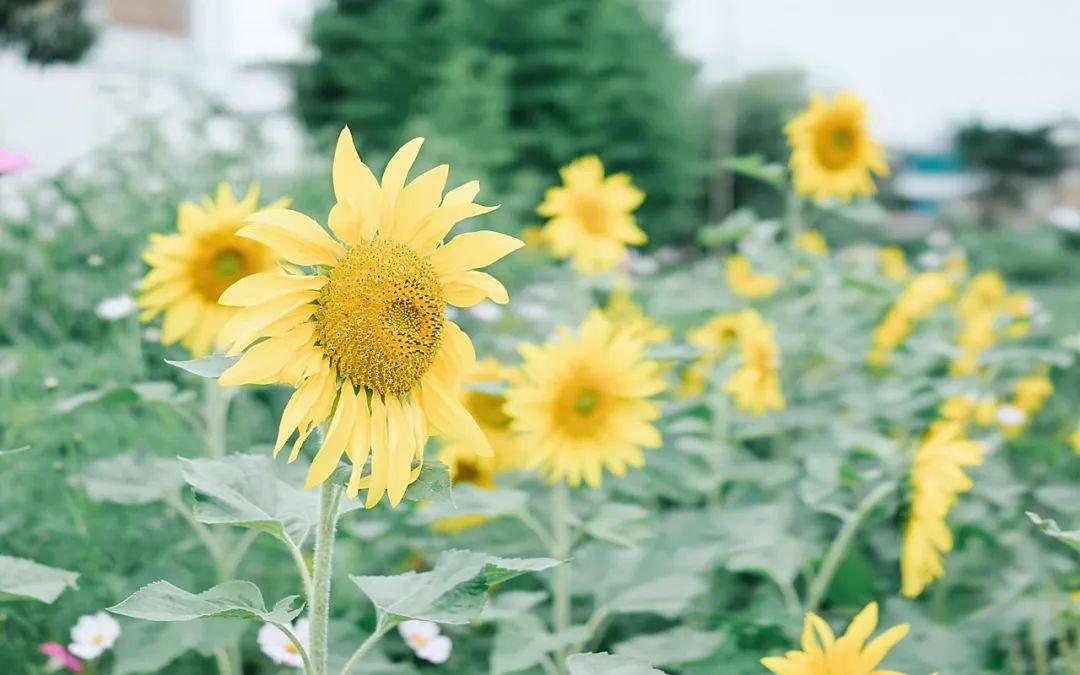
[505, 311, 665, 487]
[537, 155, 646, 274]
[725, 255, 780, 299]
[785, 92, 889, 201]
[217, 128, 523, 507]
[137, 183, 285, 357]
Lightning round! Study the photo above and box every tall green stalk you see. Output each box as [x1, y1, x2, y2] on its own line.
[551, 481, 572, 674]
[308, 480, 343, 675]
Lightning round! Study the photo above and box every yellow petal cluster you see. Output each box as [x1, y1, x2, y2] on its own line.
[504, 311, 665, 487]
[1070, 424, 1080, 456]
[901, 421, 984, 597]
[601, 276, 671, 345]
[725, 311, 785, 415]
[678, 313, 744, 398]
[950, 271, 1008, 375]
[537, 155, 646, 274]
[796, 230, 829, 256]
[784, 92, 889, 201]
[868, 272, 953, 366]
[761, 601, 910, 675]
[726, 255, 781, 299]
[217, 128, 523, 506]
[997, 373, 1054, 438]
[879, 247, 910, 283]
[137, 183, 285, 357]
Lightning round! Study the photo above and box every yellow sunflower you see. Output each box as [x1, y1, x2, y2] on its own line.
[761, 602, 910, 675]
[217, 128, 523, 507]
[726, 255, 780, 299]
[901, 421, 984, 598]
[796, 230, 829, 256]
[725, 310, 785, 415]
[879, 247, 910, 283]
[504, 311, 665, 487]
[537, 155, 646, 274]
[785, 92, 889, 201]
[137, 183, 286, 357]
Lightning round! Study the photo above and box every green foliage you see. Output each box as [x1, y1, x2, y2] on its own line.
[0, 0, 94, 65]
[567, 652, 664, 674]
[295, 0, 708, 246]
[109, 580, 303, 623]
[0, 555, 79, 603]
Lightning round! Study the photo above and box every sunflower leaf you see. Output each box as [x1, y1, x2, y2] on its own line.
[165, 355, 240, 378]
[491, 614, 591, 675]
[77, 453, 183, 505]
[112, 619, 247, 675]
[350, 549, 559, 624]
[613, 627, 726, 666]
[567, 652, 666, 675]
[409, 484, 527, 525]
[108, 580, 302, 623]
[1027, 512, 1080, 553]
[0, 555, 79, 603]
[403, 460, 453, 505]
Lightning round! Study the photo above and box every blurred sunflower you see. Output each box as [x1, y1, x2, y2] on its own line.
[901, 421, 984, 597]
[137, 183, 286, 357]
[218, 128, 523, 506]
[1070, 424, 1080, 455]
[726, 255, 780, 299]
[725, 310, 785, 415]
[504, 311, 664, 487]
[796, 230, 829, 256]
[678, 312, 743, 398]
[537, 155, 646, 274]
[785, 92, 889, 201]
[879, 246, 910, 282]
[761, 602, 910, 675]
[601, 276, 670, 345]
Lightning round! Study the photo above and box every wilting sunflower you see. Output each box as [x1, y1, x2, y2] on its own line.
[537, 155, 646, 274]
[137, 183, 286, 357]
[504, 311, 665, 487]
[785, 92, 889, 201]
[761, 602, 910, 675]
[901, 421, 984, 597]
[218, 128, 523, 506]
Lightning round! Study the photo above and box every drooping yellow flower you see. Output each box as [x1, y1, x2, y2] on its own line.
[725, 310, 785, 415]
[726, 255, 780, 299]
[437, 359, 521, 489]
[137, 183, 286, 357]
[901, 421, 984, 597]
[796, 230, 829, 256]
[217, 129, 523, 506]
[537, 155, 645, 274]
[678, 313, 744, 398]
[504, 311, 664, 487]
[879, 247, 910, 282]
[868, 272, 953, 366]
[784, 92, 889, 201]
[602, 276, 670, 345]
[761, 601, 910, 675]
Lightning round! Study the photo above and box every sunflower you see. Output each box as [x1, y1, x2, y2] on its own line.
[601, 275, 670, 345]
[437, 359, 522, 488]
[725, 310, 785, 415]
[879, 247, 910, 283]
[796, 230, 829, 256]
[537, 155, 646, 274]
[218, 128, 523, 506]
[761, 602, 910, 675]
[504, 311, 665, 487]
[726, 255, 780, 299]
[785, 92, 889, 201]
[901, 421, 984, 597]
[137, 183, 286, 357]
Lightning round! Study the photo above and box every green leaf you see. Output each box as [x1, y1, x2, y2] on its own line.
[54, 381, 193, 413]
[723, 155, 786, 189]
[112, 619, 246, 675]
[165, 355, 240, 378]
[1027, 512, 1080, 553]
[480, 591, 549, 620]
[608, 574, 709, 618]
[584, 503, 653, 548]
[410, 484, 528, 525]
[350, 549, 559, 624]
[78, 453, 183, 505]
[403, 460, 453, 504]
[491, 614, 591, 674]
[567, 652, 666, 675]
[0, 445, 31, 458]
[108, 580, 302, 623]
[181, 454, 319, 546]
[614, 627, 726, 666]
[0, 555, 79, 603]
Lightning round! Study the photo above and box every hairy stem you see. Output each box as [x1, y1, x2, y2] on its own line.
[338, 615, 397, 675]
[308, 480, 343, 675]
[271, 622, 314, 675]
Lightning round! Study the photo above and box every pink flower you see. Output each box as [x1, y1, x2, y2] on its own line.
[40, 642, 83, 672]
[0, 148, 31, 175]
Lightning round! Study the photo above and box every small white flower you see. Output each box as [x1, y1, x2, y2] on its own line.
[917, 251, 943, 269]
[1047, 205, 1080, 232]
[43, 376, 59, 389]
[996, 405, 1028, 427]
[95, 294, 137, 321]
[86, 254, 104, 267]
[469, 302, 504, 323]
[68, 611, 120, 660]
[926, 229, 952, 248]
[258, 618, 309, 668]
[143, 327, 162, 343]
[399, 620, 452, 664]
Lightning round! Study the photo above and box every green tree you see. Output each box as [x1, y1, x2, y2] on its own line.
[295, 0, 708, 246]
[0, 0, 94, 64]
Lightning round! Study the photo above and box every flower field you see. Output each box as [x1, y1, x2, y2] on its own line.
[2, 88, 1080, 675]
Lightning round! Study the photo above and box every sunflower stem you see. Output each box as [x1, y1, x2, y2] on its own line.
[785, 190, 804, 250]
[551, 481, 573, 673]
[202, 379, 233, 459]
[309, 479, 343, 675]
[805, 481, 896, 613]
[338, 614, 397, 675]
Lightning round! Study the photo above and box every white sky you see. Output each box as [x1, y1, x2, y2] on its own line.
[667, 0, 1080, 147]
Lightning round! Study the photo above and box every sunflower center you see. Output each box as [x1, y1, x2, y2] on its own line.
[574, 389, 601, 416]
[814, 121, 859, 171]
[555, 381, 609, 438]
[191, 234, 265, 301]
[572, 195, 608, 234]
[315, 238, 444, 395]
[466, 391, 512, 430]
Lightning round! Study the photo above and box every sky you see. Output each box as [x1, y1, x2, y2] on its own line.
[667, 0, 1080, 148]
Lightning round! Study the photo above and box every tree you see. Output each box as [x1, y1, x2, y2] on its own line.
[0, 0, 95, 65]
[295, 0, 708, 246]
